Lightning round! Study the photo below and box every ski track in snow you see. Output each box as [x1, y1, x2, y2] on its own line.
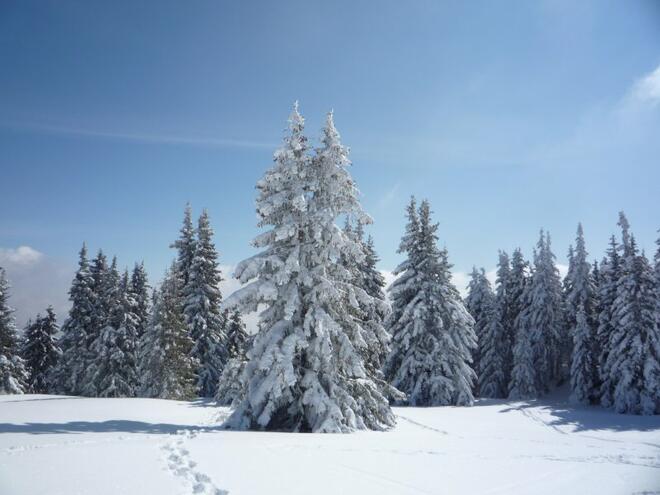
[514, 404, 660, 469]
[398, 406, 660, 471]
[334, 462, 437, 495]
[395, 414, 449, 435]
[162, 429, 227, 495]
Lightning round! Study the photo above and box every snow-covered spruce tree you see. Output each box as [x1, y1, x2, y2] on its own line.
[225, 105, 394, 432]
[130, 262, 150, 342]
[184, 209, 227, 397]
[650, 233, 660, 413]
[530, 231, 565, 391]
[597, 235, 622, 407]
[21, 307, 60, 393]
[479, 298, 507, 398]
[508, 271, 537, 399]
[494, 251, 511, 382]
[465, 266, 494, 392]
[80, 252, 114, 397]
[385, 198, 477, 406]
[510, 232, 564, 397]
[503, 249, 528, 384]
[562, 244, 576, 375]
[139, 264, 197, 400]
[384, 197, 421, 397]
[600, 213, 635, 408]
[341, 220, 393, 396]
[91, 269, 140, 398]
[0, 268, 28, 394]
[52, 244, 95, 395]
[570, 304, 594, 405]
[172, 203, 196, 292]
[565, 223, 598, 403]
[216, 309, 249, 406]
[604, 235, 659, 414]
[358, 228, 391, 371]
[468, 265, 508, 398]
[137, 288, 163, 398]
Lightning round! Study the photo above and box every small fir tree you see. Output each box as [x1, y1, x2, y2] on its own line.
[0, 268, 28, 394]
[139, 264, 197, 400]
[385, 199, 476, 406]
[21, 307, 61, 393]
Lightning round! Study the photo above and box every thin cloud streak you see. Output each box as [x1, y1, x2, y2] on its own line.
[0, 121, 277, 150]
[628, 63, 660, 107]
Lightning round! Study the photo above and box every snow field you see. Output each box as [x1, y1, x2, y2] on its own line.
[1, 394, 659, 494]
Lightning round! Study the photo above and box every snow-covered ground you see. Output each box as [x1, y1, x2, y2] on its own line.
[1, 394, 658, 495]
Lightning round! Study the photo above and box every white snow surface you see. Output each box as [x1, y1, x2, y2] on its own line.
[1, 393, 659, 494]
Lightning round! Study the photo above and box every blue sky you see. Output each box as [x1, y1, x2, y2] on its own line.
[1, 0, 659, 324]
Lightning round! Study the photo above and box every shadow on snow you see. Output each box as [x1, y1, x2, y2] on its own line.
[0, 420, 227, 435]
[496, 400, 660, 434]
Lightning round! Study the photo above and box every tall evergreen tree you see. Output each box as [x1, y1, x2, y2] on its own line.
[0, 268, 28, 394]
[562, 244, 576, 375]
[494, 251, 512, 385]
[81, 252, 114, 396]
[604, 233, 659, 414]
[509, 263, 537, 400]
[531, 232, 565, 391]
[504, 249, 528, 384]
[510, 232, 564, 397]
[139, 264, 197, 400]
[21, 307, 60, 393]
[465, 266, 494, 392]
[225, 106, 394, 432]
[469, 265, 508, 399]
[92, 270, 139, 397]
[385, 199, 476, 406]
[53, 244, 95, 395]
[184, 209, 227, 397]
[649, 232, 660, 413]
[565, 224, 598, 403]
[597, 236, 622, 407]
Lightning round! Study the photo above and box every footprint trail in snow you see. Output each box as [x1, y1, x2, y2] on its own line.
[162, 429, 227, 495]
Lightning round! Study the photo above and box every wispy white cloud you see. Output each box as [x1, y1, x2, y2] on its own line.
[0, 246, 44, 266]
[627, 64, 660, 108]
[0, 121, 276, 150]
[0, 246, 73, 329]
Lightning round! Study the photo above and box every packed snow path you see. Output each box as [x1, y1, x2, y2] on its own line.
[1, 394, 659, 494]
